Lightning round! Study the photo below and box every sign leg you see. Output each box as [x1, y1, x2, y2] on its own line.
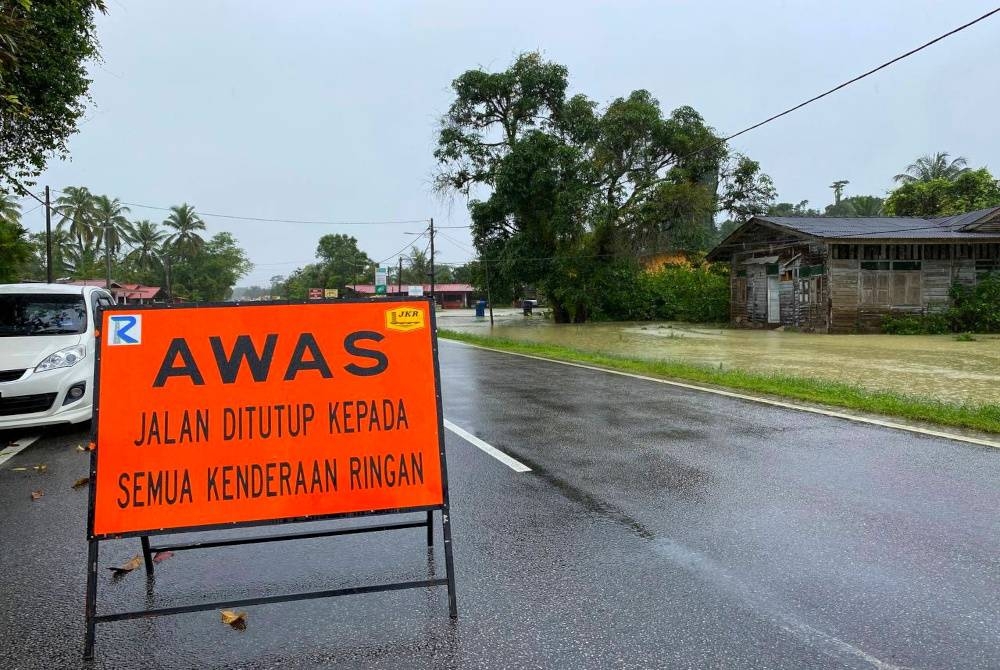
[140, 536, 154, 575]
[426, 510, 434, 547]
[441, 507, 458, 618]
[83, 538, 99, 660]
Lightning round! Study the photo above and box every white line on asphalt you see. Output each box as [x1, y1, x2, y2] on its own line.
[0, 435, 41, 467]
[443, 419, 532, 472]
[441, 339, 1000, 450]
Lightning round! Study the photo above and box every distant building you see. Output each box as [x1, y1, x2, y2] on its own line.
[350, 283, 477, 308]
[64, 280, 166, 304]
[706, 206, 1000, 333]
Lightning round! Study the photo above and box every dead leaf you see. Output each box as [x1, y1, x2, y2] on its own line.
[75, 445, 86, 453]
[107, 555, 143, 575]
[220, 610, 246, 629]
[152, 551, 174, 563]
[72, 476, 90, 489]
[10, 467, 28, 472]
[30, 490, 43, 501]
[33, 463, 47, 472]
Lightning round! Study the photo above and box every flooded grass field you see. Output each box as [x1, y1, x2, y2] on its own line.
[438, 309, 1000, 405]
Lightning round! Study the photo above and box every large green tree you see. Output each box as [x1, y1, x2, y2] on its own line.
[169, 232, 252, 301]
[315, 233, 372, 291]
[884, 168, 1000, 217]
[436, 52, 772, 322]
[0, 0, 106, 186]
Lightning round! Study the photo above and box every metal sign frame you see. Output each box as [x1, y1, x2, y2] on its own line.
[83, 297, 457, 660]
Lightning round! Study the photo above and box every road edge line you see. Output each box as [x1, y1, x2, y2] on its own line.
[440, 339, 1000, 451]
[443, 419, 532, 472]
[0, 435, 41, 467]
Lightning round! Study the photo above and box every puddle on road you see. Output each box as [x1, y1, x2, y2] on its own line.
[439, 310, 1000, 405]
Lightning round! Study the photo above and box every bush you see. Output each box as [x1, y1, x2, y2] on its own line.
[949, 274, 1000, 333]
[642, 264, 730, 322]
[881, 313, 950, 335]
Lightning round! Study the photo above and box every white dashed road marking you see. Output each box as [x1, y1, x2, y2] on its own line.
[0, 435, 41, 467]
[444, 419, 531, 473]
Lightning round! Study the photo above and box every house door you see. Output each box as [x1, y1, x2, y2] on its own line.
[767, 276, 780, 323]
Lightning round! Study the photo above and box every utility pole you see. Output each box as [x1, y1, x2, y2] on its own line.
[44, 186, 53, 283]
[428, 218, 435, 307]
[484, 258, 494, 326]
[104, 220, 112, 290]
[164, 254, 172, 302]
[398, 256, 403, 295]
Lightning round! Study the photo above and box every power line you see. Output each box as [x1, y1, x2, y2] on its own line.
[49, 189, 429, 227]
[669, 6, 1000, 168]
[378, 231, 428, 265]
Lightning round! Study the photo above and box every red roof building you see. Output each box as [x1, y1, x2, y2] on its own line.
[64, 280, 165, 304]
[349, 283, 477, 308]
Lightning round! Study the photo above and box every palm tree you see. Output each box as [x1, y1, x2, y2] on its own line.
[893, 152, 970, 184]
[92, 195, 132, 256]
[0, 191, 21, 226]
[163, 203, 206, 257]
[54, 186, 97, 249]
[125, 219, 166, 272]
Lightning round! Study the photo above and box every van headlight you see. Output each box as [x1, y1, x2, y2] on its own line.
[35, 345, 87, 372]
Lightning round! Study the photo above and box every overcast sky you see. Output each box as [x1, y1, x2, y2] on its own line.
[25, 0, 1000, 287]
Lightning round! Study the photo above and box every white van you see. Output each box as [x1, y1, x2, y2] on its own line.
[0, 283, 115, 430]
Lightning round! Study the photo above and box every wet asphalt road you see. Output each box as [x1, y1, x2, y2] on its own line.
[1, 339, 998, 669]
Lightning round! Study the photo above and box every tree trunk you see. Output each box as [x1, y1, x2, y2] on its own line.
[550, 298, 572, 323]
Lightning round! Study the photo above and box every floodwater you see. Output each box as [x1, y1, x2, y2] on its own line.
[437, 308, 1000, 405]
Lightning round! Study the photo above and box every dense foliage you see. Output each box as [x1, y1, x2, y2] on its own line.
[0, 0, 106, 186]
[435, 52, 773, 322]
[543, 260, 729, 323]
[884, 169, 1000, 217]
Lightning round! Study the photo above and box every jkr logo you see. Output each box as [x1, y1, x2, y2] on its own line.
[108, 315, 141, 345]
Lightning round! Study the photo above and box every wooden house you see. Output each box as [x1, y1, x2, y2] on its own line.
[706, 206, 1000, 333]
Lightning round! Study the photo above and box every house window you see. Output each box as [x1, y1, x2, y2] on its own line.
[924, 245, 950, 260]
[862, 245, 883, 260]
[833, 244, 859, 260]
[860, 261, 891, 271]
[860, 272, 890, 306]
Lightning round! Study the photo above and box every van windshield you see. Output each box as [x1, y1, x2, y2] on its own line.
[0, 294, 88, 336]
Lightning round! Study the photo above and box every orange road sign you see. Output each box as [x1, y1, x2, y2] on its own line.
[90, 299, 445, 538]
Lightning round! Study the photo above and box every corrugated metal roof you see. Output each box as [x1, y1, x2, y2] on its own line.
[757, 205, 1000, 240]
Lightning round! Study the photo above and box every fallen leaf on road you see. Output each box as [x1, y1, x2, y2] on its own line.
[107, 555, 143, 575]
[220, 610, 246, 629]
[152, 551, 174, 563]
[10, 467, 28, 472]
[33, 464, 47, 472]
[72, 476, 90, 489]
[30, 490, 43, 501]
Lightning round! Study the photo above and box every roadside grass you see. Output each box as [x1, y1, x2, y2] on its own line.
[438, 329, 1000, 435]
